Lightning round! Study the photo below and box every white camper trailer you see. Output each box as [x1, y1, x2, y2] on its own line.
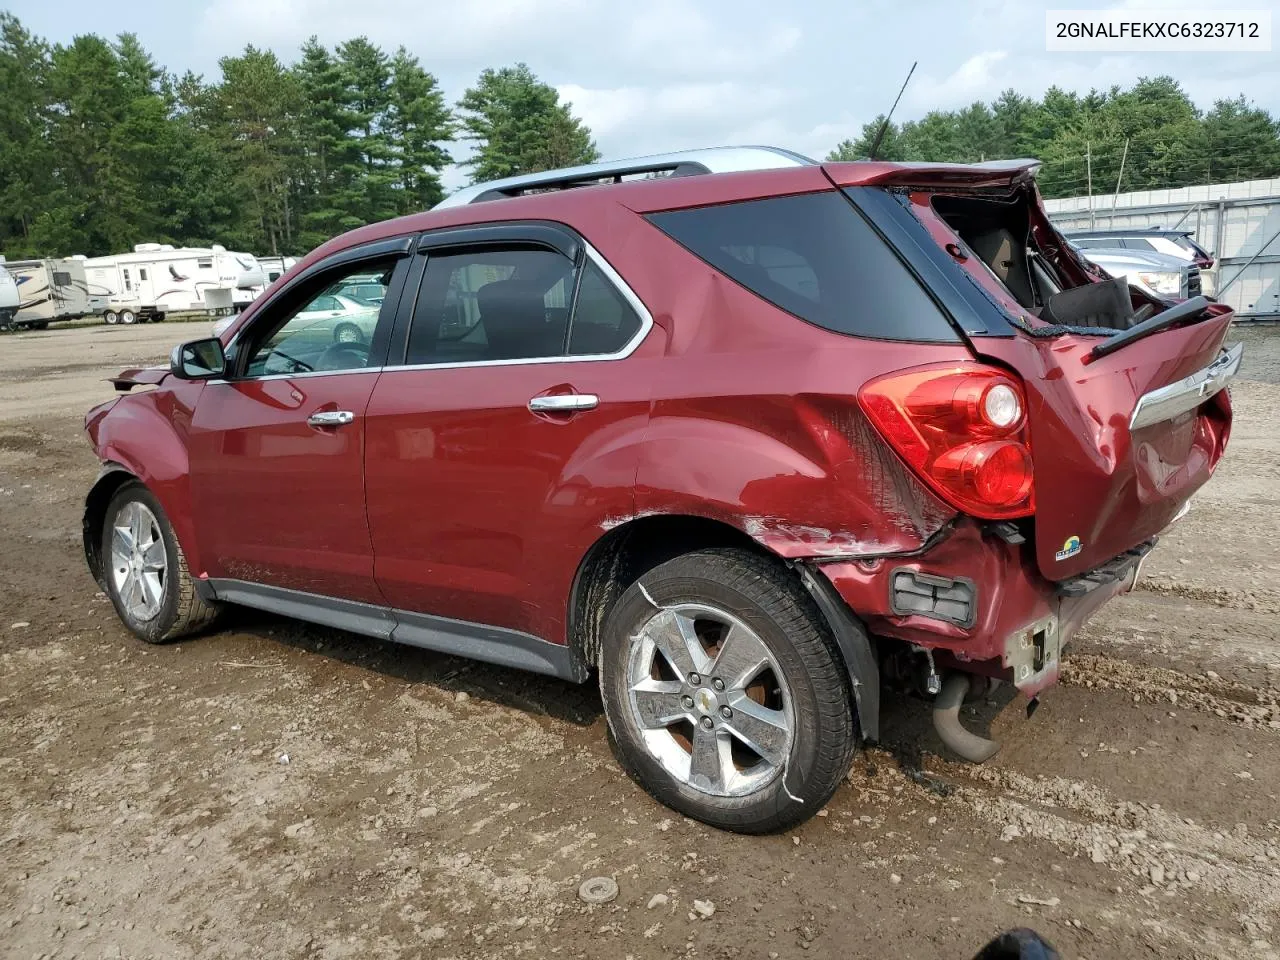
[0, 257, 19, 328]
[5, 257, 99, 329]
[256, 255, 300, 287]
[83, 244, 265, 324]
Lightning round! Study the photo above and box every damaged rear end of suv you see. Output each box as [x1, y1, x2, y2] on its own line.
[803, 159, 1240, 761]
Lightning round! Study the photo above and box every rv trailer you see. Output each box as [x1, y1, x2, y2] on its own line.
[256, 255, 300, 287]
[83, 244, 265, 324]
[4, 257, 99, 329]
[0, 258, 19, 328]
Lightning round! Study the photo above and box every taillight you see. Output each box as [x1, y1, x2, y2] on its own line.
[858, 365, 1035, 519]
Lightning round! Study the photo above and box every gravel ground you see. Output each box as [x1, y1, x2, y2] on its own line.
[1, 321, 1278, 960]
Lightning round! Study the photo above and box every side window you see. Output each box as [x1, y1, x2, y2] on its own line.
[1124, 238, 1156, 251]
[140, 268, 149, 281]
[406, 247, 575, 365]
[123, 268, 132, 292]
[197, 258, 214, 269]
[649, 192, 952, 341]
[567, 260, 642, 355]
[240, 260, 394, 377]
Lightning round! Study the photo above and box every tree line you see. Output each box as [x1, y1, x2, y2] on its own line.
[830, 77, 1280, 200]
[2, 8, 1277, 260]
[0, 14, 598, 258]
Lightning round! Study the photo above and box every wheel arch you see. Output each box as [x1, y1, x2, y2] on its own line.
[566, 512, 880, 740]
[83, 463, 140, 587]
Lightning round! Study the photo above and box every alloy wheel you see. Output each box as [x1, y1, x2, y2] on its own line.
[626, 602, 794, 797]
[109, 501, 167, 621]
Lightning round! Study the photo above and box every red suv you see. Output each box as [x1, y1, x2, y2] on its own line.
[84, 147, 1241, 833]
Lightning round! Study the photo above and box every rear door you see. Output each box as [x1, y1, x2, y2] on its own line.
[364, 224, 654, 641]
[187, 238, 413, 603]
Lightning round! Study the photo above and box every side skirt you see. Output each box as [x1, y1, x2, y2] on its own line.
[203, 579, 589, 683]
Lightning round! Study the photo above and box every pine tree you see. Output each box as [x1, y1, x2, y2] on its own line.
[0, 14, 51, 254]
[214, 46, 302, 254]
[335, 37, 396, 227]
[387, 47, 451, 213]
[457, 63, 599, 183]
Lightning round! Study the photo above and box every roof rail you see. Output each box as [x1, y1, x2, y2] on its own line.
[434, 145, 817, 209]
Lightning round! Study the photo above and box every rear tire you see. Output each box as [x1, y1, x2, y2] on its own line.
[104, 311, 118, 325]
[599, 548, 858, 834]
[102, 482, 221, 644]
[120, 309, 137, 325]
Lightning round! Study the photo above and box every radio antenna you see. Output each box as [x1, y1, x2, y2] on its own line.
[868, 61, 917, 160]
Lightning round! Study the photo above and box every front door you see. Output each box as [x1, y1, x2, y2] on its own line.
[188, 248, 408, 604]
[364, 233, 654, 642]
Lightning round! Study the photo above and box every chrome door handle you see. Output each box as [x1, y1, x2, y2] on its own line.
[528, 394, 599, 413]
[307, 410, 355, 427]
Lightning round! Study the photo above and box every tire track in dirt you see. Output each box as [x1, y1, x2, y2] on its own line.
[1062, 653, 1280, 729]
[1136, 576, 1280, 615]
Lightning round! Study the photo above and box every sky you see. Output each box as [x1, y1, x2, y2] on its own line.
[8, 0, 1280, 190]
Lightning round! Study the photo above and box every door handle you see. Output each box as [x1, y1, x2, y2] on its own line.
[307, 410, 355, 427]
[528, 394, 599, 413]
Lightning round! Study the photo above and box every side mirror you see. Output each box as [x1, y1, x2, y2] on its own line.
[170, 338, 226, 380]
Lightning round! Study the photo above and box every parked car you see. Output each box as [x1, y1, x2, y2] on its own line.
[1069, 245, 1202, 300]
[210, 289, 380, 344]
[83, 147, 1240, 834]
[1066, 227, 1215, 270]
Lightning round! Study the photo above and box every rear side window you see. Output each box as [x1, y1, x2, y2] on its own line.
[647, 192, 957, 341]
[568, 260, 642, 355]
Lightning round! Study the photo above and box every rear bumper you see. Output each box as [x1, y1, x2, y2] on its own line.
[816, 519, 1150, 697]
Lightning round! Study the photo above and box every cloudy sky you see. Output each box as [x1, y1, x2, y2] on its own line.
[9, 0, 1279, 189]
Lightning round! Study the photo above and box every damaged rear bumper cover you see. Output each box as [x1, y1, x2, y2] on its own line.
[812, 519, 1155, 699]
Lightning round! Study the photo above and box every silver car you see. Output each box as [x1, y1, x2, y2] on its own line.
[1070, 245, 1202, 300]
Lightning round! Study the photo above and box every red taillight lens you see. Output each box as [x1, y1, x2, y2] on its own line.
[858, 365, 1035, 519]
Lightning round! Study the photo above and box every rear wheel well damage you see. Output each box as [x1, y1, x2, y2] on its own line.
[566, 514, 881, 741]
[83, 465, 138, 587]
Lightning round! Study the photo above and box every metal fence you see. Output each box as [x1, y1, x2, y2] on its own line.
[1044, 177, 1280, 319]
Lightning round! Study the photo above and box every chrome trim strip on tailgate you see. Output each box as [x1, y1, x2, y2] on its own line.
[1129, 342, 1244, 430]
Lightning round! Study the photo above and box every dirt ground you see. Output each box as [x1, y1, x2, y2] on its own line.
[2, 321, 1279, 960]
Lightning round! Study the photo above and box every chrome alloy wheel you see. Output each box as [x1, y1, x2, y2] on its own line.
[626, 603, 794, 797]
[110, 501, 167, 621]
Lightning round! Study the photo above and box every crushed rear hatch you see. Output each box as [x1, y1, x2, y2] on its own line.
[827, 161, 1240, 579]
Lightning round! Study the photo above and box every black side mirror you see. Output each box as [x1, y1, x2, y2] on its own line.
[170, 338, 226, 380]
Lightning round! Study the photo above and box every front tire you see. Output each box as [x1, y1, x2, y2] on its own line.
[333, 321, 363, 345]
[104, 310, 119, 325]
[599, 548, 858, 834]
[102, 483, 220, 643]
